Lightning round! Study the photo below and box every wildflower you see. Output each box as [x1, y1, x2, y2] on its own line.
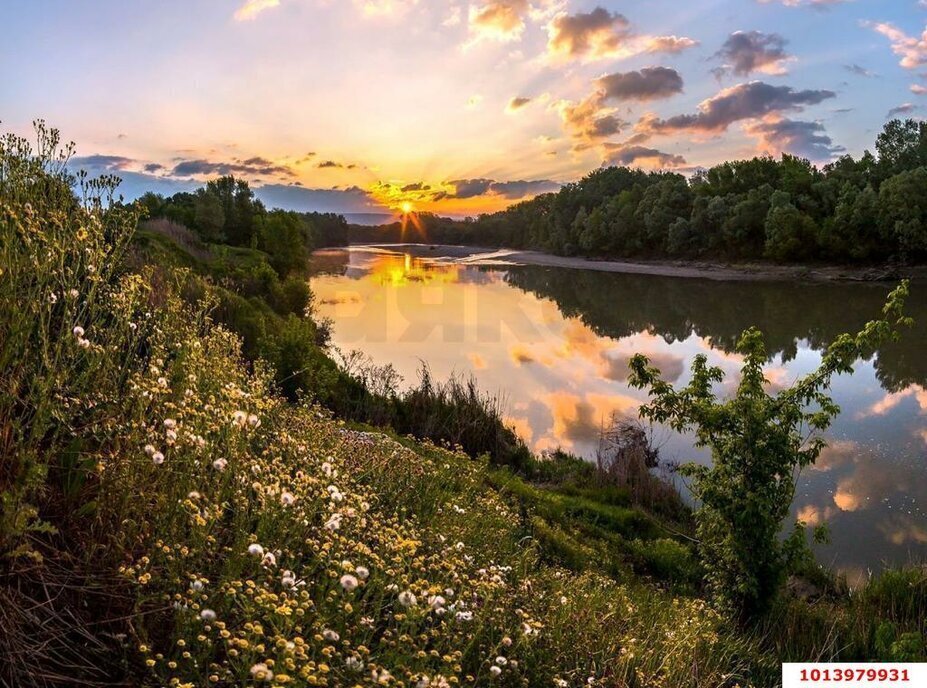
[157, 376, 168, 388]
[321, 461, 334, 477]
[250, 663, 274, 682]
[247, 413, 260, 428]
[163, 419, 176, 430]
[455, 611, 473, 622]
[78, 338, 90, 349]
[247, 543, 264, 557]
[72, 326, 85, 338]
[416, 677, 432, 688]
[68, 288, 79, 299]
[49, 292, 58, 304]
[324, 514, 342, 532]
[144, 444, 156, 457]
[281, 570, 297, 588]
[200, 609, 216, 622]
[428, 595, 446, 611]
[501, 637, 512, 647]
[489, 666, 502, 677]
[212, 458, 228, 471]
[232, 410, 247, 428]
[165, 429, 177, 445]
[398, 590, 417, 608]
[261, 551, 277, 567]
[191, 580, 204, 592]
[151, 452, 165, 465]
[322, 629, 340, 642]
[340, 574, 358, 592]
[280, 491, 295, 507]
[187, 491, 201, 500]
[345, 657, 364, 672]
[355, 566, 370, 580]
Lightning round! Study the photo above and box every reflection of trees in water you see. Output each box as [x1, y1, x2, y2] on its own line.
[504, 267, 927, 391]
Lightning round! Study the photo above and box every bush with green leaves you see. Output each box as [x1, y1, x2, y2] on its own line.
[628, 283, 912, 618]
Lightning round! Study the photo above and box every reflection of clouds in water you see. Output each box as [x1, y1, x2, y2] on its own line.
[468, 352, 488, 370]
[880, 514, 927, 546]
[313, 247, 927, 571]
[858, 384, 927, 418]
[505, 416, 533, 444]
[601, 350, 684, 383]
[542, 391, 639, 449]
[796, 503, 837, 527]
[320, 293, 362, 306]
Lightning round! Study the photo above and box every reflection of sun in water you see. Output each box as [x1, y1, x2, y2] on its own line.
[401, 201, 414, 214]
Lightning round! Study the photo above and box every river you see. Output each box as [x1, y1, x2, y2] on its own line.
[309, 244, 927, 582]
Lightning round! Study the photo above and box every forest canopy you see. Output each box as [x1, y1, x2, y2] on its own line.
[356, 119, 927, 265]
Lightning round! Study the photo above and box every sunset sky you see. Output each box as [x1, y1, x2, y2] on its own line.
[4, 0, 927, 215]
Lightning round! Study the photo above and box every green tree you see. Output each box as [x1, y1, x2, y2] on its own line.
[879, 167, 927, 259]
[628, 282, 911, 618]
[193, 189, 225, 242]
[763, 192, 818, 262]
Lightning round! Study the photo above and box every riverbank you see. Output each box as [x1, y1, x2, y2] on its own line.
[349, 243, 926, 283]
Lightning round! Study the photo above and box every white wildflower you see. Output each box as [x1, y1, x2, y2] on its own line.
[398, 590, 417, 608]
[250, 663, 273, 681]
[340, 574, 359, 592]
[151, 452, 165, 465]
[200, 609, 216, 622]
[247, 543, 264, 557]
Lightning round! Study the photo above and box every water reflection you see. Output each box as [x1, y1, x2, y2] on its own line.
[310, 245, 927, 576]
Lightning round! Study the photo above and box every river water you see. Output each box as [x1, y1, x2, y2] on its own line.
[309, 244, 927, 582]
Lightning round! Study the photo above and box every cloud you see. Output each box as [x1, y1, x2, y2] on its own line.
[255, 183, 388, 213]
[887, 103, 918, 118]
[913, 84, 927, 95]
[144, 162, 165, 173]
[556, 94, 625, 145]
[468, 0, 529, 42]
[757, 0, 850, 7]
[72, 154, 135, 171]
[447, 178, 559, 199]
[506, 96, 532, 113]
[170, 156, 294, 178]
[714, 31, 793, 76]
[234, 0, 280, 21]
[596, 67, 684, 102]
[602, 143, 687, 169]
[844, 63, 875, 77]
[546, 7, 630, 60]
[636, 81, 836, 136]
[488, 179, 561, 198]
[643, 36, 699, 54]
[546, 7, 697, 62]
[744, 117, 844, 160]
[867, 21, 927, 69]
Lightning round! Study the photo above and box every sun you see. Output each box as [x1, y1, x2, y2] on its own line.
[400, 201, 414, 214]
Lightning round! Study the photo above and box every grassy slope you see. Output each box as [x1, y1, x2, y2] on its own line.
[4, 197, 927, 688]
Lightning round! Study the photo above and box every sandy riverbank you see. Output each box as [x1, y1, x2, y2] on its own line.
[347, 243, 923, 283]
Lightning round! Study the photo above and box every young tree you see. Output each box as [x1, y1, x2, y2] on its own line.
[628, 282, 911, 619]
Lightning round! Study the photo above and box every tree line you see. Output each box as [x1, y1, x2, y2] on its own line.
[138, 176, 348, 274]
[361, 119, 927, 264]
